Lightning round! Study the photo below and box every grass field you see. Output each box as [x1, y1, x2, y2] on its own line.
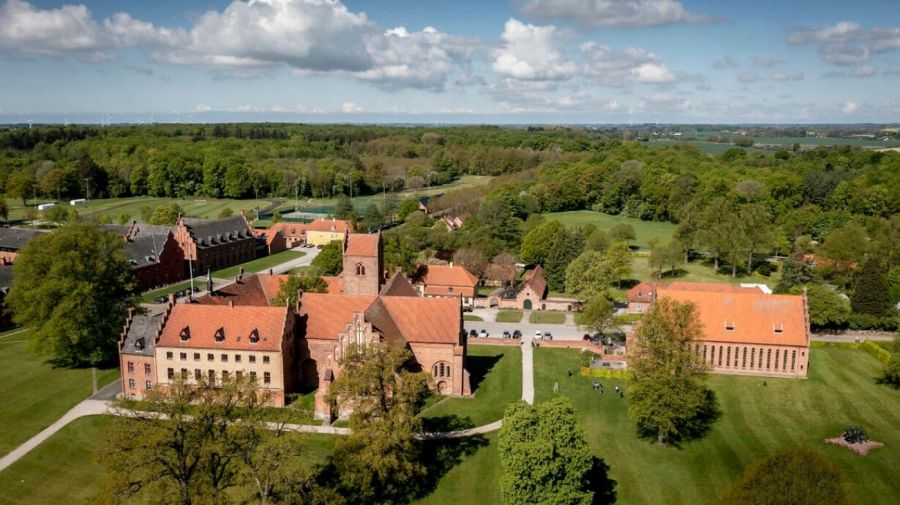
[529, 311, 566, 324]
[463, 315, 483, 322]
[0, 330, 118, 455]
[211, 249, 306, 279]
[544, 211, 676, 250]
[4, 197, 273, 223]
[0, 415, 339, 505]
[414, 433, 501, 505]
[495, 310, 523, 323]
[421, 345, 521, 428]
[533, 347, 900, 504]
[625, 255, 776, 290]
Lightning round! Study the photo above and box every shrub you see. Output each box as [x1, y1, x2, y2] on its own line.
[841, 425, 867, 444]
[756, 262, 775, 277]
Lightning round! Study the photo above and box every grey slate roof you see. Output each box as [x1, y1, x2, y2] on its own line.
[183, 216, 252, 248]
[121, 312, 162, 356]
[0, 264, 13, 291]
[123, 235, 164, 268]
[0, 228, 42, 251]
[130, 223, 173, 239]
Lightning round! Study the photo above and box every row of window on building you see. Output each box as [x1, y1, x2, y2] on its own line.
[166, 367, 271, 384]
[696, 344, 804, 373]
[126, 362, 153, 374]
[432, 361, 452, 379]
[164, 350, 270, 365]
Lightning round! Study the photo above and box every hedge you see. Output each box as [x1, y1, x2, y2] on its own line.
[580, 367, 634, 380]
[810, 340, 894, 365]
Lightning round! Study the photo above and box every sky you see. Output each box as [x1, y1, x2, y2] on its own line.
[1, 0, 900, 124]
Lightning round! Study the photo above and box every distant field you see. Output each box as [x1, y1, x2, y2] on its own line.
[642, 139, 758, 155]
[753, 136, 900, 148]
[0, 329, 117, 455]
[544, 210, 676, 249]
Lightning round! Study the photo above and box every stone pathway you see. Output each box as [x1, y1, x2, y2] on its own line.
[521, 334, 535, 404]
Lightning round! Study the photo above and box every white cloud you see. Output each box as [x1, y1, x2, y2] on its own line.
[751, 56, 784, 67]
[771, 71, 804, 81]
[341, 101, 363, 113]
[822, 43, 870, 65]
[789, 21, 900, 73]
[515, 0, 713, 28]
[712, 55, 737, 69]
[789, 21, 864, 45]
[0, 0, 108, 55]
[580, 43, 675, 85]
[841, 100, 858, 114]
[492, 18, 576, 81]
[640, 92, 690, 112]
[737, 71, 759, 83]
[193, 104, 212, 113]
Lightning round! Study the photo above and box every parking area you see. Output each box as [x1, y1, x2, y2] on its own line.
[464, 311, 585, 341]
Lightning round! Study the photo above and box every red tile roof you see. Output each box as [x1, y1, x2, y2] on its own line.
[627, 282, 657, 303]
[380, 271, 419, 297]
[194, 274, 291, 307]
[523, 266, 547, 297]
[654, 287, 808, 347]
[666, 281, 761, 293]
[321, 275, 344, 294]
[415, 264, 478, 297]
[157, 304, 289, 351]
[299, 293, 376, 340]
[345, 233, 379, 257]
[305, 218, 351, 233]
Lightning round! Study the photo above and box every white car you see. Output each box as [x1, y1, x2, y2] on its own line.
[534, 330, 543, 340]
[479, 329, 489, 338]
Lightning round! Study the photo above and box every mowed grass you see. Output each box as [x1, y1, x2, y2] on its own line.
[0, 330, 118, 455]
[495, 310, 523, 323]
[529, 311, 566, 324]
[463, 315, 483, 322]
[627, 255, 776, 286]
[543, 210, 676, 250]
[414, 433, 502, 505]
[533, 347, 900, 505]
[0, 415, 339, 505]
[5, 197, 272, 223]
[421, 345, 521, 428]
[211, 249, 306, 279]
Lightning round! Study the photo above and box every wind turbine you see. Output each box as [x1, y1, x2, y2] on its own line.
[28, 118, 33, 130]
[64, 117, 69, 127]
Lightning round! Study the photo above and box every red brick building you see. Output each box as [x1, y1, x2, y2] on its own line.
[0, 228, 42, 264]
[173, 214, 256, 274]
[413, 263, 479, 308]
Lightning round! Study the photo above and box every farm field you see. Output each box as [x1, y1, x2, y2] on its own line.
[0, 329, 118, 455]
[543, 211, 676, 250]
[532, 347, 900, 505]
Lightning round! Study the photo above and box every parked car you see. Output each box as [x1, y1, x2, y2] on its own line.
[468, 329, 478, 338]
[512, 330, 522, 339]
[502, 331, 511, 339]
[479, 329, 489, 338]
[154, 295, 168, 303]
[462, 306, 473, 313]
[543, 331, 553, 340]
[534, 330, 543, 340]
[583, 334, 591, 341]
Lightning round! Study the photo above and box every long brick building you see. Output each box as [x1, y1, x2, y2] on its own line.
[173, 214, 256, 274]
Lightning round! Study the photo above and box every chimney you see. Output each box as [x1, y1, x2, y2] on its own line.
[295, 289, 304, 314]
[450, 261, 454, 268]
[228, 300, 234, 308]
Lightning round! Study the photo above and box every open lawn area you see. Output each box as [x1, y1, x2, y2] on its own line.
[0, 415, 339, 505]
[212, 249, 305, 279]
[529, 311, 566, 324]
[543, 211, 676, 250]
[533, 347, 900, 504]
[495, 310, 523, 323]
[616, 255, 779, 298]
[463, 315, 483, 322]
[136, 279, 195, 304]
[421, 345, 521, 429]
[4, 197, 273, 224]
[0, 329, 118, 455]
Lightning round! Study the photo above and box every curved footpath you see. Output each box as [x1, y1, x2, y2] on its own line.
[0, 334, 535, 472]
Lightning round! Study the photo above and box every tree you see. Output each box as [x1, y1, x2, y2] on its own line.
[100, 376, 271, 505]
[499, 397, 594, 505]
[699, 198, 736, 272]
[6, 222, 136, 366]
[739, 203, 774, 274]
[608, 223, 636, 247]
[584, 228, 610, 252]
[453, 246, 486, 278]
[779, 252, 815, 290]
[310, 241, 343, 276]
[605, 241, 632, 288]
[519, 219, 565, 266]
[0, 198, 7, 223]
[217, 207, 233, 219]
[821, 222, 868, 270]
[647, 238, 668, 280]
[334, 195, 356, 222]
[721, 447, 851, 505]
[148, 203, 183, 226]
[396, 197, 420, 221]
[805, 285, 850, 329]
[544, 226, 585, 292]
[579, 296, 615, 336]
[44, 204, 70, 225]
[116, 212, 131, 225]
[565, 251, 614, 300]
[628, 298, 715, 445]
[329, 342, 430, 503]
[271, 273, 328, 307]
[876, 333, 900, 388]
[361, 203, 382, 231]
[851, 257, 891, 317]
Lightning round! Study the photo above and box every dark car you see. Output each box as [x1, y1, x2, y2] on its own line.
[462, 306, 473, 313]
[543, 332, 553, 341]
[502, 330, 511, 339]
[468, 329, 478, 338]
[154, 295, 168, 303]
[512, 330, 522, 339]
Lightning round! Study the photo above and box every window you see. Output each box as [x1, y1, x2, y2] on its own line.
[766, 349, 771, 370]
[145, 381, 152, 390]
[703, 344, 708, 363]
[235, 354, 242, 363]
[193, 369, 200, 381]
[742, 348, 747, 368]
[193, 352, 200, 361]
[750, 348, 756, 369]
[180, 352, 187, 361]
[215, 327, 225, 342]
[208, 369, 215, 383]
[221, 354, 228, 362]
[181, 368, 188, 380]
[355, 263, 365, 276]
[144, 363, 152, 374]
[710, 346, 715, 366]
[127, 361, 134, 373]
[263, 356, 270, 364]
[166, 351, 173, 360]
[783, 350, 788, 370]
[249, 355, 256, 364]
[355, 323, 363, 346]
[432, 362, 451, 379]
[263, 372, 271, 384]
[726, 347, 731, 368]
[718, 346, 723, 367]
[791, 350, 797, 371]
[250, 371, 257, 380]
[128, 379, 136, 389]
[774, 349, 780, 370]
[207, 353, 214, 361]
[448, 286, 454, 293]
[249, 329, 259, 344]
[167, 368, 174, 380]
[724, 321, 735, 331]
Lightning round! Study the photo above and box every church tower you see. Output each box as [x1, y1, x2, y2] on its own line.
[341, 231, 383, 295]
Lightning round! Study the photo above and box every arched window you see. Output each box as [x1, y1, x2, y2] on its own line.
[356, 263, 366, 276]
[432, 361, 451, 379]
[355, 323, 363, 346]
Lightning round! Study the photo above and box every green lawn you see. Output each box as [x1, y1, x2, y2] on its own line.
[421, 345, 521, 428]
[543, 211, 676, 250]
[136, 279, 196, 304]
[415, 433, 501, 505]
[463, 315, 483, 322]
[4, 197, 273, 224]
[495, 310, 523, 323]
[623, 255, 777, 294]
[532, 347, 900, 505]
[528, 311, 566, 324]
[0, 415, 339, 505]
[0, 330, 118, 455]
[212, 249, 306, 279]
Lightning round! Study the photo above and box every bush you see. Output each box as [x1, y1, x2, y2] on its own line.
[861, 341, 894, 365]
[848, 313, 898, 331]
[841, 425, 867, 444]
[756, 262, 775, 277]
[580, 367, 633, 380]
[722, 447, 850, 505]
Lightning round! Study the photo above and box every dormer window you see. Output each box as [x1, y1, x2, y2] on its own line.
[249, 328, 260, 344]
[773, 324, 784, 334]
[214, 327, 225, 342]
[448, 286, 454, 293]
[724, 322, 735, 332]
[135, 337, 145, 350]
[179, 327, 191, 342]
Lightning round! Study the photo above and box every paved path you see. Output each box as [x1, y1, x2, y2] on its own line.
[521, 334, 535, 404]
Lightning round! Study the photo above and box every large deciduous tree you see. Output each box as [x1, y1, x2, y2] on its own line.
[721, 447, 851, 505]
[851, 257, 891, 317]
[499, 397, 595, 505]
[519, 219, 565, 266]
[628, 298, 716, 445]
[271, 273, 328, 307]
[310, 240, 343, 276]
[7, 222, 136, 366]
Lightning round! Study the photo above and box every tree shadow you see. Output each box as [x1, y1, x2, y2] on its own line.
[660, 268, 689, 279]
[675, 389, 722, 446]
[416, 433, 489, 501]
[587, 456, 618, 505]
[421, 414, 476, 433]
[466, 353, 502, 393]
[619, 278, 641, 289]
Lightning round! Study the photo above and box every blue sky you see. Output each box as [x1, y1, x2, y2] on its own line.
[1, 0, 899, 123]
